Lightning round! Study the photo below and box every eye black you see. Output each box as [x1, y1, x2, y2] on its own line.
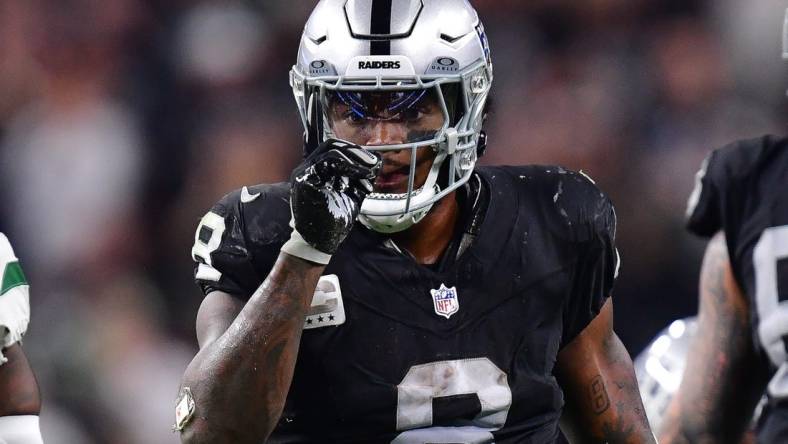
[402, 107, 423, 122]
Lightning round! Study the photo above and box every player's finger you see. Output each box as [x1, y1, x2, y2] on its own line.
[343, 147, 381, 169]
[331, 160, 378, 182]
[346, 178, 374, 203]
[357, 178, 374, 193]
[306, 138, 351, 160]
[319, 150, 379, 180]
[326, 148, 379, 171]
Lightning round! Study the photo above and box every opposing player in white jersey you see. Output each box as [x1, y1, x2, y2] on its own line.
[0, 234, 43, 443]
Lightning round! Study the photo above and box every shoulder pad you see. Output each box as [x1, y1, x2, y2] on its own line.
[0, 233, 27, 298]
[0, 233, 17, 266]
[0, 233, 30, 357]
[209, 183, 291, 232]
[686, 135, 786, 237]
[236, 183, 292, 245]
[551, 168, 615, 243]
[193, 183, 291, 298]
[503, 165, 616, 243]
[712, 135, 780, 180]
[201, 181, 293, 259]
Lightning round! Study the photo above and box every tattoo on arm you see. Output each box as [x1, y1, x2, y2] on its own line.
[659, 233, 770, 443]
[595, 337, 651, 443]
[179, 253, 325, 443]
[558, 300, 656, 443]
[600, 402, 637, 443]
[589, 375, 611, 415]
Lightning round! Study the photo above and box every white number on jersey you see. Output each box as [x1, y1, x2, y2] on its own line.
[191, 212, 226, 282]
[392, 358, 511, 443]
[753, 225, 788, 398]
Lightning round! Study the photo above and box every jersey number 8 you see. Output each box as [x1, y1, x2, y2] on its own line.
[192, 212, 226, 282]
[393, 358, 512, 443]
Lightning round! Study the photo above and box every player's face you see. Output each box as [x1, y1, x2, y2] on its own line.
[326, 89, 445, 194]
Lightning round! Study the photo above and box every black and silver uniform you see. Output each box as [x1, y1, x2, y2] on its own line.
[686, 135, 788, 443]
[192, 165, 619, 443]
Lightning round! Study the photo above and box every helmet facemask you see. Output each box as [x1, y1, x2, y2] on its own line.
[291, 59, 491, 233]
[324, 86, 447, 233]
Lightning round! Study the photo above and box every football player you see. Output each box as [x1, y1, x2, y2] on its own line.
[177, 1, 655, 442]
[657, 11, 788, 442]
[657, 134, 788, 443]
[0, 233, 43, 444]
[658, 138, 788, 442]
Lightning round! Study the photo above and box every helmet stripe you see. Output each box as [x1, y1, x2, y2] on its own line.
[370, 0, 392, 55]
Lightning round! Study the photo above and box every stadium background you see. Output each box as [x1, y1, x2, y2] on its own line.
[0, 0, 786, 442]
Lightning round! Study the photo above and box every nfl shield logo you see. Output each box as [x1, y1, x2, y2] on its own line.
[430, 284, 459, 319]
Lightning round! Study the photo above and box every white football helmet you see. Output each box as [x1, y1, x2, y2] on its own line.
[633, 317, 698, 432]
[290, 0, 493, 233]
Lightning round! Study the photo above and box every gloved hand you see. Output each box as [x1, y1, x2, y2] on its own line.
[281, 139, 381, 264]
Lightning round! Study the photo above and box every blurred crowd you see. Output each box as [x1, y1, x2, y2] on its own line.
[0, 0, 786, 442]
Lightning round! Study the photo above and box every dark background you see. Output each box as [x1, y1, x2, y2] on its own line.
[1, 0, 786, 442]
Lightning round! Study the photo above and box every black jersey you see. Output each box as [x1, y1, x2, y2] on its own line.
[686, 135, 788, 442]
[192, 165, 619, 444]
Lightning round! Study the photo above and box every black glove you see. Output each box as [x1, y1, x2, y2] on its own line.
[281, 139, 381, 264]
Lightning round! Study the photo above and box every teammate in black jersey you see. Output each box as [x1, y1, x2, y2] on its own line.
[659, 135, 788, 443]
[177, 1, 655, 443]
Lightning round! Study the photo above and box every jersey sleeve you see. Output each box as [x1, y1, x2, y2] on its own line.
[685, 150, 725, 237]
[558, 172, 620, 346]
[0, 233, 30, 364]
[192, 185, 291, 300]
[685, 136, 773, 237]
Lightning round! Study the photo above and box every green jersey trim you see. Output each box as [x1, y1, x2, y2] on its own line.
[1, 261, 28, 295]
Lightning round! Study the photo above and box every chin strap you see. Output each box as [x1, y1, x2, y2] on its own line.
[358, 209, 427, 234]
[358, 184, 439, 233]
[357, 208, 427, 234]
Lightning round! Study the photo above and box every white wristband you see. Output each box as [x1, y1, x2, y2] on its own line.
[281, 230, 332, 265]
[0, 415, 43, 444]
